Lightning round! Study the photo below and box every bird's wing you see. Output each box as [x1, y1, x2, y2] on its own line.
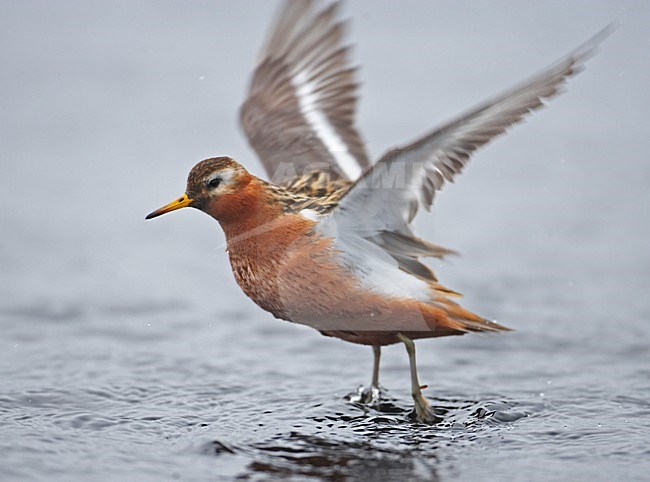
[329, 26, 612, 236]
[323, 26, 613, 284]
[240, 0, 371, 185]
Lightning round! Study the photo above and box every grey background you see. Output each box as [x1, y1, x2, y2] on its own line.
[1, 1, 649, 481]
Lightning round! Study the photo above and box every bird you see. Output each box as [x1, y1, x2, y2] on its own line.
[146, 0, 611, 423]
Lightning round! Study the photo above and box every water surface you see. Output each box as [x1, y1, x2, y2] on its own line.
[1, 1, 649, 480]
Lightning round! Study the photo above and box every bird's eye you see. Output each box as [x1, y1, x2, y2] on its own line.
[207, 177, 222, 188]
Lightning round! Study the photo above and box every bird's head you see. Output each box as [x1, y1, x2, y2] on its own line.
[146, 156, 255, 222]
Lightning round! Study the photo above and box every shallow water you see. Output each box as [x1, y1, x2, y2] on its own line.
[2, 1, 650, 481]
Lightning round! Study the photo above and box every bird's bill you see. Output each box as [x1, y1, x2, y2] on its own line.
[145, 193, 193, 219]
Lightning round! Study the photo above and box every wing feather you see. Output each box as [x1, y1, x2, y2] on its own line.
[240, 0, 371, 184]
[321, 25, 613, 288]
[331, 25, 614, 235]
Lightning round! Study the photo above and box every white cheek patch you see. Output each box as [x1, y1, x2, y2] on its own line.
[206, 168, 236, 189]
[217, 169, 236, 184]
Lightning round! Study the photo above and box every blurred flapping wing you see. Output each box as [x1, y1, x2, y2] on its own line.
[240, 0, 371, 184]
[324, 26, 613, 282]
[331, 26, 613, 235]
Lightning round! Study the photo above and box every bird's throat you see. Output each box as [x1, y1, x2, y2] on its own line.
[208, 177, 286, 245]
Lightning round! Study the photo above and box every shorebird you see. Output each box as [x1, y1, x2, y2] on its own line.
[146, 1, 610, 422]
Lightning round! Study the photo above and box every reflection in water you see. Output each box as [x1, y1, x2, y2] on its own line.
[204, 391, 527, 481]
[249, 432, 441, 481]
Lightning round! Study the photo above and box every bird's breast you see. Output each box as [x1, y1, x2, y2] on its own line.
[224, 213, 329, 317]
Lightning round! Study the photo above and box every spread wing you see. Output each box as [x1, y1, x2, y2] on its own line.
[325, 25, 613, 282]
[240, 0, 371, 185]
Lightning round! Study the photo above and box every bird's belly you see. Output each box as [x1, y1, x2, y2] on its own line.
[226, 229, 460, 344]
[229, 247, 436, 337]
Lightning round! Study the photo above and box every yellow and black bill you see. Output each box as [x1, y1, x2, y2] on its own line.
[145, 193, 193, 220]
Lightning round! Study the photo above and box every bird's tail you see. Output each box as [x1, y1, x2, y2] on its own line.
[417, 296, 511, 337]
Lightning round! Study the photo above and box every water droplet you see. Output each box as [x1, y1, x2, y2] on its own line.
[199, 76, 205, 81]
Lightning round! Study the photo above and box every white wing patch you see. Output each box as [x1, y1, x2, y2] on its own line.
[293, 71, 363, 180]
[338, 234, 431, 301]
[318, 217, 431, 301]
[299, 208, 321, 222]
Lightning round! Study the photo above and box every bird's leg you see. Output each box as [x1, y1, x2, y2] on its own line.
[397, 333, 438, 423]
[359, 345, 381, 404]
[371, 344, 381, 389]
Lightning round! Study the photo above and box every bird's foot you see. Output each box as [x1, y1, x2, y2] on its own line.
[348, 384, 381, 405]
[360, 384, 381, 405]
[411, 391, 441, 424]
